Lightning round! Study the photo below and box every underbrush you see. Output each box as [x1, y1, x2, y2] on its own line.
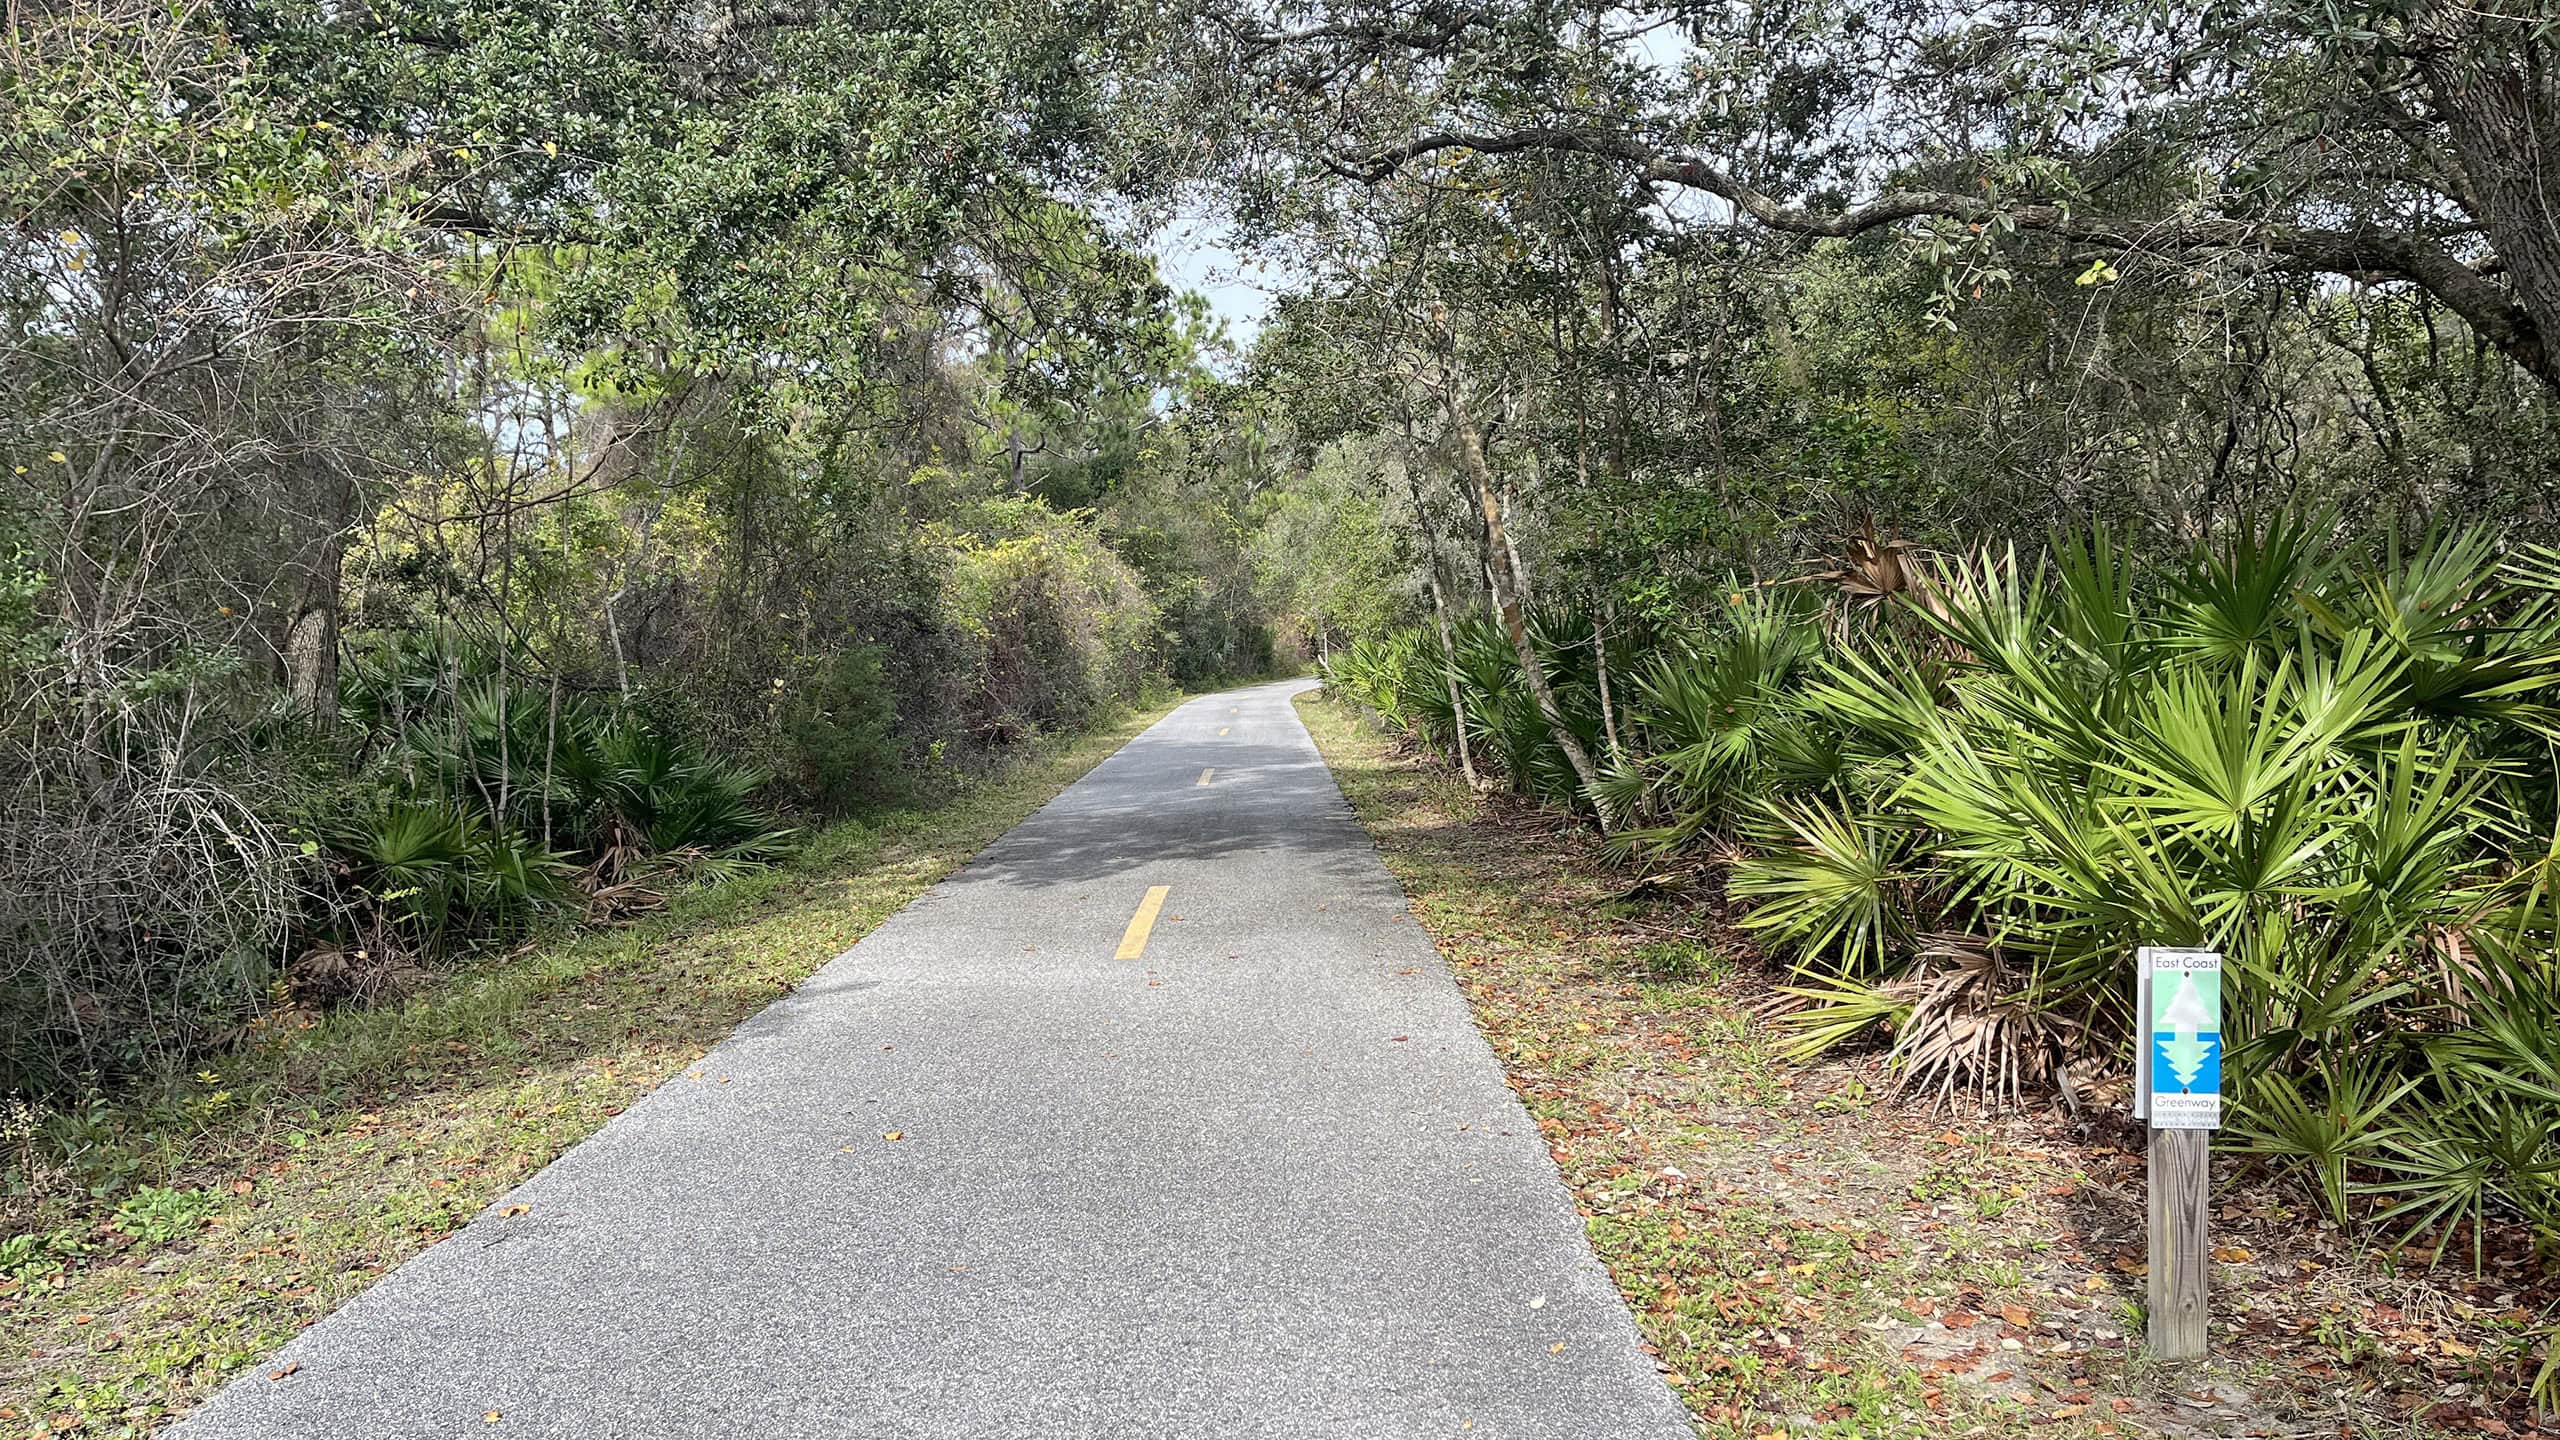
[1326, 519, 2560, 1345]
[2, 490, 1187, 1101]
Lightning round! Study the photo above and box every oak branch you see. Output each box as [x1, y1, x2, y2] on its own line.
[1339, 126, 2549, 390]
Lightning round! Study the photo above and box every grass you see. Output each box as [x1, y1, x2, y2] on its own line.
[0, 698, 1178, 1439]
[1297, 692, 2554, 1440]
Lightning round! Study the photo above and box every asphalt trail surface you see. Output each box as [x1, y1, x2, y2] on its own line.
[178, 679, 1691, 1439]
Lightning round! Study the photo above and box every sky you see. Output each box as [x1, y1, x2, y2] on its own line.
[1141, 16, 1704, 360]
[1151, 212, 1283, 350]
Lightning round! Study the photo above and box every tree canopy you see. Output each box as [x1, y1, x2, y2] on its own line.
[5, 2, 2560, 1379]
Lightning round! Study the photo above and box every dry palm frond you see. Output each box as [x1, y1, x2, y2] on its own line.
[1877, 934, 2080, 1113]
[580, 880, 667, 923]
[1814, 519, 1931, 601]
[288, 918, 427, 1003]
[582, 820, 648, 889]
[581, 846, 763, 925]
[1797, 518, 1954, 641]
[1615, 865, 1711, 902]
[2426, 923, 2489, 1010]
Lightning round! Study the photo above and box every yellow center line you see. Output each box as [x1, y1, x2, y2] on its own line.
[1114, 885, 1171, 961]
[1197, 767, 1215, 786]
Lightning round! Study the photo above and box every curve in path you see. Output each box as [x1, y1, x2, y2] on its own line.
[176, 679, 1692, 1440]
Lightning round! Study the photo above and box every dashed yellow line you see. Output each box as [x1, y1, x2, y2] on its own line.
[1196, 768, 1215, 786]
[1114, 885, 1171, 961]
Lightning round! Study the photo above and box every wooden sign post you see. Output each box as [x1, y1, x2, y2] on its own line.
[2135, 946, 2222, 1362]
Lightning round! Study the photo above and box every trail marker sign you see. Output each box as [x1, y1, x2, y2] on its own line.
[2134, 945, 2221, 1362]
[2141, 948, 2222, 1130]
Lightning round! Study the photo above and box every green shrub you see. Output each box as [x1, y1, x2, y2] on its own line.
[1337, 519, 2560, 1257]
[947, 500, 1161, 740]
[328, 797, 570, 946]
[110, 1184, 217, 1246]
[311, 632, 793, 983]
[779, 644, 909, 813]
[0, 1221, 97, 1291]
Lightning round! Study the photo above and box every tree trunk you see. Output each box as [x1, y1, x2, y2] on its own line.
[281, 585, 339, 721]
[2415, 4, 2560, 382]
[1397, 424, 1480, 789]
[1594, 603, 1624, 766]
[281, 456, 354, 726]
[1437, 383, 1609, 824]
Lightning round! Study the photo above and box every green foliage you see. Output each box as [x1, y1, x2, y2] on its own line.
[329, 798, 559, 945]
[1251, 436, 1405, 649]
[2228, 1061, 2417, 1226]
[1341, 518, 2560, 1256]
[0, 1228, 85, 1286]
[320, 636, 797, 957]
[1604, 589, 1838, 852]
[779, 645, 910, 814]
[0, 0, 1285, 1097]
[1731, 801, 1910, 976]
[1324, 632, 1437, 735]
[578, 723, 788, 857]
[946, 500, 1165, 739]
[110, 1185, 218, 1246]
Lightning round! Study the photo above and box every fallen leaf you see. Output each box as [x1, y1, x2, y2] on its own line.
[269, 1363, 301, 1380]
[1548, 1342, 1567, 1354]
[484, 1411, 502, 1424]
[2000, 1304, 2033, 1327]
[501, 1205, 529, 1218]
[883, 1131, 905, 1141]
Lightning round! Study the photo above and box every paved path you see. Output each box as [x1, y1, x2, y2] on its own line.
[178, 680, 1691, 1440]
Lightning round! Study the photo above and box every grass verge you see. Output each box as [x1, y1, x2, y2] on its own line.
[1299, 692, 2553, 1440]
[0, 698, 1178, 1439]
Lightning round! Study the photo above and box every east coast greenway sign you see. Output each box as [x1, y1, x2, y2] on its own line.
[2134, 947, 2222, 1131]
